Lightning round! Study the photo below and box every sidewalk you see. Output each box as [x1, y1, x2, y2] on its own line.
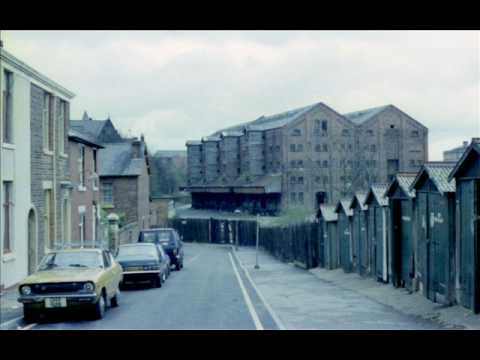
[234, 245, 480, 330]
[0, 285, 23, 330]
[308, 267, 480, 330]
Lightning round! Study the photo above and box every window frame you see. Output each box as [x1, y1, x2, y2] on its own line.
[2, 181, 14, 253]
[102, 183, 114, 205]
[2, 70, 14, 144]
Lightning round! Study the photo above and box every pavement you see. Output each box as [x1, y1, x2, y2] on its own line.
[2, 242, 479, 330]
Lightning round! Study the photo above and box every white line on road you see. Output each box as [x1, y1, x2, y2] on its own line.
[231, 249, 287, 330]
[0, 316, 24, 330]
[185, 253, 201, 265]
[228, 252, 264, 330]
[18, 323, 37, 331]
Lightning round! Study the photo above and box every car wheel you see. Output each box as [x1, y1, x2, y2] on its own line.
[110, 288, 120, 308]
[154, 274, 162, 288]
[175, 261, 181, 271]
[23, 305, 38, 324]
[92, 292, 107, 320]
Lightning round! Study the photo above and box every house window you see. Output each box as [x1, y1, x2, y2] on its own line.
[58, 100, 66, 154]
[79, 145, 86, 188]
[409, 159, 416, 167]
[290, 144, 296, 152]
[43, 93, 52, 151]
[44, 189, 54, 249]
[2, 70, 13, 144]
[2, 182, 13, 253]
[298, 192, 304, 204]
[291, 129, 301, 136]
[102, 183, 113, 205]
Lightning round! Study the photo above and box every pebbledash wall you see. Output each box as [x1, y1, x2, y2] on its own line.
[0, 49, 74, 289]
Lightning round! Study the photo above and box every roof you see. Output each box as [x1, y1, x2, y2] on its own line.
[0, 49, 75, 99]
[232, 173, 282, 193]
[202, 136, 221, 142]
[334, 199, 354, 216]
[343, 105, 390, 125]
[444, 142, 470, 154]
[70, 119, 108, 140]
[68, 128, 104, 148]
[364, 183, 389, 207]
[212, 102, 321, 135]
[317, 204, 338, 222]
[349, 192, 368, 210]
[448, 140, 480, 181]
[186, 140, 202, 146]
[410, 162, 456, 194]
[98, 142, 146, 177]
[154, 150, 186, 157]
[385, 173, 417, 198]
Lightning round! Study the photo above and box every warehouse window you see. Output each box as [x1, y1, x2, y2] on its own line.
[298, 192, 304, 204]
[298, 160, 304, 168]
[315, 144, 321, 152]
[342, 129, 350, 137]
[323, 144, 328, 152]
[323, 160, 328, 168]
[290, 144, 296, 152]
[291, 192, 297, 204]
[2, 70, 13, 144]
[322, 120, 328, 132]
[290, 160, 296, 168]
[297, 144, 304, 152]
[411, 130, 419, 137]
[367, 129, 374, 136]
[290, 176, 296, 184]
[291, 129, 301, 136]
[298, 176, 304, 184]
[315, 176, 321, 183]
[371, 144, 376, 152]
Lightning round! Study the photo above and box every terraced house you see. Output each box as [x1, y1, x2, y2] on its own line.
[185, 102, 428, 214]
[1, 48, 74, 289]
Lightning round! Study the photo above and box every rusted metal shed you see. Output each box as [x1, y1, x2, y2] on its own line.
[349, 193, 369, 276]
[385, 173, 417, 290]
[410, 162, 457, 305]
[334, 198, 354, 273]
[316, 204, 339, 270]
[364, 184, 389, 283]
[448, 138, 480, 313]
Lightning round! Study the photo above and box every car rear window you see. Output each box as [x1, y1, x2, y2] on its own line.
[118, 246, 158, 259]
[141, 232, 157, 243]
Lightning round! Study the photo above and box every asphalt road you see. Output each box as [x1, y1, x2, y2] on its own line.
[28, 243, 277, 330]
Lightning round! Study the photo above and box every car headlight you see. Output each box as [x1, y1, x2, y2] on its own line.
[20, 286, 32, 296]
[83, 282, 95, 292]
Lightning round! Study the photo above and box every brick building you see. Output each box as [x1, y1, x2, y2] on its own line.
[185, 102, 428, 214]
[68, 128, 104, 244]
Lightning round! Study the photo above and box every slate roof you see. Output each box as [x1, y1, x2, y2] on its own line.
[411, 162, 456, 194]
[98, 141, 145, 177]
[334, 198, 354, 216]
[212, 102, 321, 135]
[317, 204, 338, 222]
[349, 192, 368, 210]
[364, 183, 389, 207]
[343, 105, 390, 125]
[70, 119, 108, 139]
[68, 128, 104, 148]
[385, 173, 417, 199]
[448, 139, 480, 181]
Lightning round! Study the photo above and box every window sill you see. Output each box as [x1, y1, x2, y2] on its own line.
[2, 253, 16, 263]
[78, 186, 87, 192]
[43, 149, 54, 156]
[1, 143, 16, 150]
[59, 153, 68, 159]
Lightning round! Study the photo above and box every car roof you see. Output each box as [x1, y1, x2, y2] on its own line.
[120, 243, 157, 247]
[142, 228, 175, 232]
[49, 248, 104, 254]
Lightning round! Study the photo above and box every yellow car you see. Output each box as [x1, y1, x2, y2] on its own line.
[17, 248, 123, 323]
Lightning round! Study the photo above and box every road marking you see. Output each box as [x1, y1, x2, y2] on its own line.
[18, 323, 37, 331]
[228, 252, 264, 330]
[231, 249, 287, 330]
[0, 316, 24, 330]
[186, 253, 201, 265]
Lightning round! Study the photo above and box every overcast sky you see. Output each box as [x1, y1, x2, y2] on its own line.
[2, 30, 479, 159]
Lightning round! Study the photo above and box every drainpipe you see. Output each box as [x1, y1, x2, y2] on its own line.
[52, 97, 57, 245]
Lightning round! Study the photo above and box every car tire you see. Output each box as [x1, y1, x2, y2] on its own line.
[110, 288, 120, 308]
[92, 292, 107, 320]
[23, 305, 38, 324]
[154, 274, 162, 288]
[175, 261, 181, 271]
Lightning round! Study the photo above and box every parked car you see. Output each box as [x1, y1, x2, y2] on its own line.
[138, 228, 184, 270]
[117, 243, 169, 288]
[17, 248, 122, 323]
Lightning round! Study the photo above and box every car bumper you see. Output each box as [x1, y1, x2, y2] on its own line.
[18, 293, 98, 306]
[122, 270, 160, 283]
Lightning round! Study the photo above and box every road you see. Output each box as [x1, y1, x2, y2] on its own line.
[22, 243, 441, 330]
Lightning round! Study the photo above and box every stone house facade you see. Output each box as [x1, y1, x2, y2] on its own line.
[1, 49, 74, 289]
[68, 129, 103, 244]
[185, 102, 428, 214]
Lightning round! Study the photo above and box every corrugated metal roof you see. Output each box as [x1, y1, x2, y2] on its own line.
[411, 162, 456, 194]
[317, 204, 338, 222]
[364, 183, 389, 207]
[343, 105, 390, 125]
[385, 173, 417, 199]
[349, 192, 368, 210]
[98, 142, 145, 177]
[448, 140, 480, 181]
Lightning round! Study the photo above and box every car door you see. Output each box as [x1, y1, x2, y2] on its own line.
[109, 251, 123, 287]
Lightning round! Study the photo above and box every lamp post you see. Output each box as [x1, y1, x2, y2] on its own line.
[255, 214, 260, 269]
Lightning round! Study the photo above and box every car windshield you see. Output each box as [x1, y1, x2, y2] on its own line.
[141, 232, 157, 243]
[118, 246, 158, 259]
[38, 251, 103, 270]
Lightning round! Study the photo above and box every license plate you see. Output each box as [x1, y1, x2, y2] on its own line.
[45, 297, 67, 308]
[127, 267, 143, 271]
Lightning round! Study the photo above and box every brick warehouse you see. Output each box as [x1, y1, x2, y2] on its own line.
[185, 102, 428, 214]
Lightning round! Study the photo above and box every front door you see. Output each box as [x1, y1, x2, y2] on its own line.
[28, 209, 37, 274]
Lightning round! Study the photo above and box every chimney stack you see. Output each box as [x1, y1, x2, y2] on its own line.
[132, 138, 142, 158]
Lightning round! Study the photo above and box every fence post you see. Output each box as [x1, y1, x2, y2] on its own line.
[107, 213, 120, 255]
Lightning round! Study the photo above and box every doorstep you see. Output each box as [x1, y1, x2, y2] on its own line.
[309, 267, 480, 330]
